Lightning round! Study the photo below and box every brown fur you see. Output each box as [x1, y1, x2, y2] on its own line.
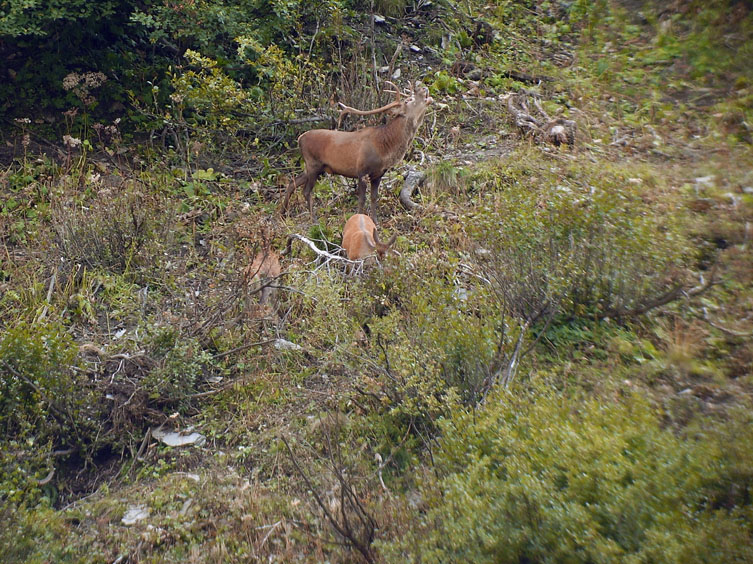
[245, 249, 281, 305]
[341, 213, 397, 262]
[282, 83, 432, 222]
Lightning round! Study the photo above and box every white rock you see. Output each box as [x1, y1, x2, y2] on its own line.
[122, 505, 149, 525]
[274, 339, 303, 352]
[695, 175, 714, 187]
[152, 428, 206, 447]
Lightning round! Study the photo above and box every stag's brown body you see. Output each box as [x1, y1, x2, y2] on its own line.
[341, 213, 396, 262]
[282, 83, 432, 222]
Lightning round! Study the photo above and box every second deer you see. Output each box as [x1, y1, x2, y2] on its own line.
[341, 213, 396, 263]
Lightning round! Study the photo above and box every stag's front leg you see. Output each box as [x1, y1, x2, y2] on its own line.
[356, 176, 368, 215]
[369, 175, 382, 223]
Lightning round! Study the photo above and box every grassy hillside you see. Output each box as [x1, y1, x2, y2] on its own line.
[2, 1, 753, 562]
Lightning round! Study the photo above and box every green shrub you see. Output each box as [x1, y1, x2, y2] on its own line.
[0, 321, 80, 441]
[52, 188, 174, 276]
[430, 71, 462, 94]
[0, 502, 84, 563]
[425, 161, 468, 201]
[468, 155, 692, 321]
[343, 253, 501, 428]
[144, 330, 214, 412]
[382, 388, 753, 563]
[0, 321, 100, 505]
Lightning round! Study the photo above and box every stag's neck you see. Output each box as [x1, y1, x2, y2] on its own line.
[376, 115, 421, 167]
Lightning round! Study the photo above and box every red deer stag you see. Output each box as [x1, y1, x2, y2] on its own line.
[282, 81, 432, 222]
[341, 213, 396, 263]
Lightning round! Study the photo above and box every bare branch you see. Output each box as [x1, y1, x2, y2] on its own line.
[702, 307, 753, 337]
[604, 264, 717, 319]
[281, 435, 376, 564]
[288, 234, 357, 265]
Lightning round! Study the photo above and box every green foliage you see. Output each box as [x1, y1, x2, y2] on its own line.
[170, 50, 251, 131]
[0, 321, 102, 506]
[429, 71, 462, 95]
[0, 156, 57, 245]
[52, 188, 174, 276]
[283, 268, 356, 355]
[344, 254, 501, 429]
[572, 0, 753, 132]
[1, 1, 752, 561]
[383, 388, 753, 563]
[0, 0, 123, 37]
[144, 329, 214, 412]
[469, 153, 692, 320]
[0, 503, 84, 563]
[1, 0, 155, 130]
[0, 321, 79, 441]
[1, 0, 340, 144]
[425, 160, 468, 200]
[372, 0, 407, 18]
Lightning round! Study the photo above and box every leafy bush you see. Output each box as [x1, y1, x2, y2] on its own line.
[1, 0, 342, 144]
[468, 155, 693, 322]
[144, 330, 214, 413]
[52, 188, 174, 276]
[430, 71, 462, 94]
[0, 321, 81, 441]
[0, 503, 84, 563]
[382, 388, 753, 563]
[344, 252, 502, 428]
[425, 161, 468, 201]
[0, 321, 100, 505]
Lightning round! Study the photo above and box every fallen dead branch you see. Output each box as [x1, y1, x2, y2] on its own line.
[503, 92, 576, 146]
[286, 233, 371, 275]
[701, 307, 753, 337]
[603, 262, 718, 319]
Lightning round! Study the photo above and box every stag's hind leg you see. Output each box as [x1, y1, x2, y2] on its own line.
[282, 173, 308, 215]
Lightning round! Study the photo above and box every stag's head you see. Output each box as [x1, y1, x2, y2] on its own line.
[337, 81, 433, 130]
[390, 82, 433, 127]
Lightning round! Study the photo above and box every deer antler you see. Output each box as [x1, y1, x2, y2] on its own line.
[337, 82, 405, 129]
[382, 80, 404, 103]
